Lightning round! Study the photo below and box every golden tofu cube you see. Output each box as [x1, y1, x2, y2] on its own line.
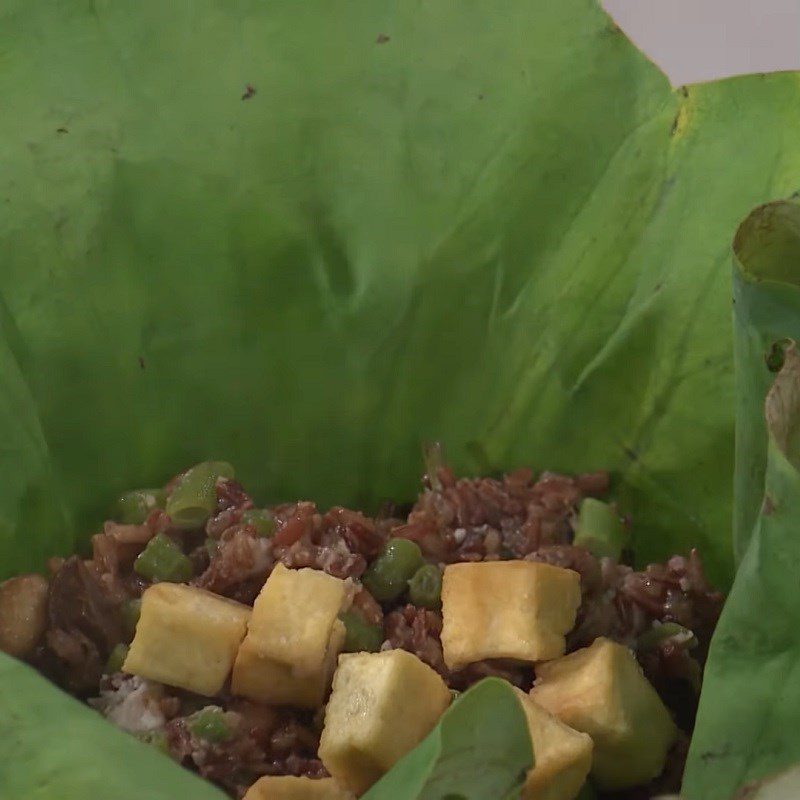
[231, 563, 348, 707]
[530, 637, 677, 791]
[514, 689, 593, 800]
[440, 561, 581, 670]
[123, 583, 250, 696]
[243, 776, 354, 800]
[233, 618, 345, 707]
[318, 649, 451, 794]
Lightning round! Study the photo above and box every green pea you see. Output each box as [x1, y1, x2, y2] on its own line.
[340, 611, 384, 653]
[116, 489, 166, 525]
[106, 643, 129, 674]
[165, 461, 235, 529]
[241, 508, 275, 537]
[637, 622, 698, 652]
[362, 538, 424, 602]
[134, 534, 193, 583]
[188, 707, 234, 743]
[121, 598, 142, 640]
[408, 563, 442, 609]
[572, 498, 627, 560]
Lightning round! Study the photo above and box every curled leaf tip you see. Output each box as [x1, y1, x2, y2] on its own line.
[733, 199, 800, 285]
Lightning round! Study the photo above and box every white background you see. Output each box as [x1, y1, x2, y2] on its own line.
[603, 0, 800, 86]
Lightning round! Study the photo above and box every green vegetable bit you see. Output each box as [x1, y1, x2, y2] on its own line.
[134, 533, 193, 583]
[188, 707, 234, 743]
[121, 598, 142, 640]
[165, 460, 235, 529]
[572, 498, 627, 560]
[362, 538, 424, 602]
[106, 643, 129, 674]
[638, 622, 698, 652]
[638, 623, 702, 694]
[204, 537, 219, 558]
[135, 730, 170, 755]
[241, 508, 275, 537]
[116, 489, 167, 525]
[340, 611, 384, 653]
[408, 563, 442, 608]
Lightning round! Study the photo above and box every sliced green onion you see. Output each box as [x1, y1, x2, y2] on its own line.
[134, 534, 193, 583]
[241, 508, 275, 537]
[165, 461, 234, 530]
[188, 707, 235, 743]
[116, 489, 166, 525]
[637, 622, 698, 652]
[572, 498, 626, 560]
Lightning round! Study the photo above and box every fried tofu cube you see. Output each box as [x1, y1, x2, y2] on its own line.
[231, 563, 349, 707]
[440, 561, 581, 670]
[514, 689, 593, 800]
[233, 619, 345, 707]
[318, 649, 451, 794]
[530, 637, 677, 791]
[243, 776, 355, 800]
[123, 583, 250, 696]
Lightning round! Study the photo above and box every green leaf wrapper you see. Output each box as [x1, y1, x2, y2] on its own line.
[685, 204, 800, 798]
[2, 0, 799, 591]
[362, 679, 532, 800]
[0, 652, 228, 799]
[0, 0, 798, 797]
